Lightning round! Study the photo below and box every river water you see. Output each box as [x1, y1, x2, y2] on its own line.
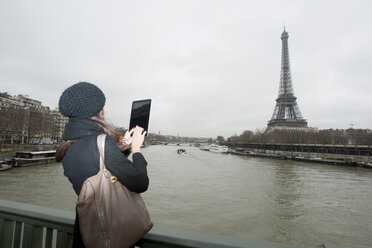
[0, 145, 371, 248]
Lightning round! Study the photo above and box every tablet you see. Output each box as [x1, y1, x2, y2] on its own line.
[129, 99, 151, 134]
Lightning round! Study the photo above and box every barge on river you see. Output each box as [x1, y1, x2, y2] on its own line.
[0, 161, 12, 171]
[13, 151, 56, 167]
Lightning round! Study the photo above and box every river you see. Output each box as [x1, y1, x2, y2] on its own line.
[0, 145, 371, 248]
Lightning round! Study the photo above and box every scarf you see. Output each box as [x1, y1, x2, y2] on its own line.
[62, 118, 103, 140]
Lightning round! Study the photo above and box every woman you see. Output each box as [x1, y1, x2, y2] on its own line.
[56, 82, 149, 247]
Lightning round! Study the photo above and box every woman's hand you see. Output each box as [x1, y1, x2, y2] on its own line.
[122, 129, 134, 146]
[131, 126, 147, 153]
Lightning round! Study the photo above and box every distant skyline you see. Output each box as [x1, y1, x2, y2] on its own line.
[1, 1, 371, 138]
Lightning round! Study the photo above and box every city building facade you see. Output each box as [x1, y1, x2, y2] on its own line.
[0, 92, 68, 144]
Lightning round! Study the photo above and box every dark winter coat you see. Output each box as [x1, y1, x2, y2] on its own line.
[61, 119, 149, 195]
[60, 119, 149, 247]
[62, 133, 148, 195]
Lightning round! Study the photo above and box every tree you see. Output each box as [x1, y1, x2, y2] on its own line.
[216, 136, 224, 144]
[240, 130, 254, 142]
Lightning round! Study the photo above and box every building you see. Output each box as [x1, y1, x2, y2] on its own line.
[15, 94, 42, 111]
[51, 108, 69, 142]
[0, 92, 67, 144]
[0, 93, 27, 143]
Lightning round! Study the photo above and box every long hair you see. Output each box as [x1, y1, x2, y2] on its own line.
[56, 109, 127, 162]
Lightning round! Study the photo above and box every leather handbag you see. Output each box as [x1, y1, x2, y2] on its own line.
[76, 134, 153, 248]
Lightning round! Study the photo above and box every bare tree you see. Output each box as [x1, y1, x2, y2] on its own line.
[216, 136, 225, 144]
[227, 128, 372, 146]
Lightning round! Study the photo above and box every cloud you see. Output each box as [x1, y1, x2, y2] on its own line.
[1, 0, 371, 138]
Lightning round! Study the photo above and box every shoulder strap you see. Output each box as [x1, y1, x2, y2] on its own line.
[97, 134, 107, 171]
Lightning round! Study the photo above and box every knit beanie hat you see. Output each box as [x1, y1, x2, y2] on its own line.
[58, 82, 106, 119]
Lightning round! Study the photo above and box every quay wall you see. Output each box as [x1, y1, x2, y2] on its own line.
[0, 143, 56, 152]
[227, 142, 372, 163]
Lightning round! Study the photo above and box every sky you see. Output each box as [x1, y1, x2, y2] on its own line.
[1, 0, 371, 138]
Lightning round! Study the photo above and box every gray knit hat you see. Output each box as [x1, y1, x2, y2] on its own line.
[59, 82, 106, 119]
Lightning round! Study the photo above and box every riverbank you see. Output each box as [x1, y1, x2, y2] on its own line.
[228, 148, 372, 167]
[0, 144, 56, 153]
[227, 142, 372, 163]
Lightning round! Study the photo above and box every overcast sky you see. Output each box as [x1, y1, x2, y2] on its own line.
[1, 1, 371, 138]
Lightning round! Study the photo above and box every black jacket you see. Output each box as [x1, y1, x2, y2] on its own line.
[61, 119, 149, 248]
[62, 133, 149, 195]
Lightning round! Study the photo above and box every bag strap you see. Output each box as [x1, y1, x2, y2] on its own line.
[97, 134, 118, 182]
[97, 134, 107, 171]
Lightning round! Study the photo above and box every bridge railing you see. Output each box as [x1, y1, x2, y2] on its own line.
[0, 199, 340, 248]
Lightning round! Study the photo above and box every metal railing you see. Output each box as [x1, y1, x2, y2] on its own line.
[0, 199, 341, 248]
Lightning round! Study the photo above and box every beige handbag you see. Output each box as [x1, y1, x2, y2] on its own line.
[76, 134, 153, 248]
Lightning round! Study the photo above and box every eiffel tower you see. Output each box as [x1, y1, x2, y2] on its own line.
[268, 29, 307, 128]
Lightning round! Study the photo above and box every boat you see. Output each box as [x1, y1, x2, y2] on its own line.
[13, 150, 56, 167]
[0, 160, 13, 171]
[228, 149, 247, 156]
[256, 153, 283, 159]
[199, 146, 210, 151]
[177, 149, 187, 154]
[362, 162, 372, 169]
[292, 156, 357, 166]
[248, 151, 257, 157]
[209, 144, 228, 153]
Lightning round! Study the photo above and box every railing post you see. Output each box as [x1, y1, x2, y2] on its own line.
[13, 221, 22, 248]
[0, 218, 14, 248]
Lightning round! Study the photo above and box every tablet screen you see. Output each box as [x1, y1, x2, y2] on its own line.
[129, 99, 151, 133]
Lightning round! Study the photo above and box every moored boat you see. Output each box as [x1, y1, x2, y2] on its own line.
[209, 144, 228, 153]
[228, 149, 247, 155]
[362, 162, 372, 169]
[292, 156, 357, 166]
[200, 146, 210, 151]
[256, 153, 283, 159]
[13, 151, 56, 167]
[0, 161, 13, 171]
